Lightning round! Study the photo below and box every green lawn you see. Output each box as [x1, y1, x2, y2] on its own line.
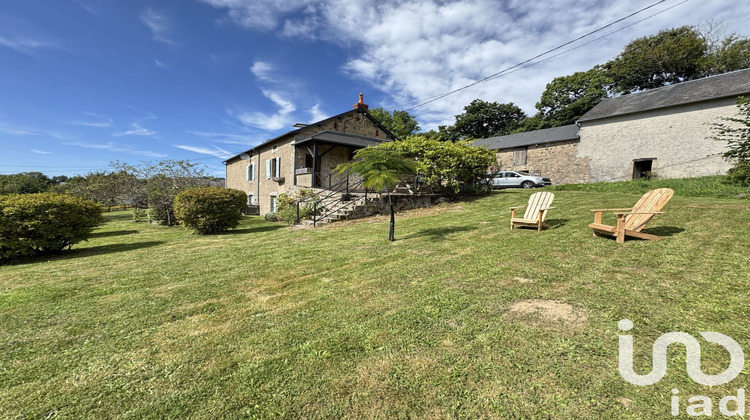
[1, 187, 749, 418]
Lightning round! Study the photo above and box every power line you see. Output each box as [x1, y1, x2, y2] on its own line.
[402, 0, 678, 111]
[481, 0, 691, 81]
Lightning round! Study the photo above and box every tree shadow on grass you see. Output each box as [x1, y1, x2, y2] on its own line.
[1, 241, 165, 266]
[222, 225, 285, 235]
[91, 230, 139, 238]
[641, 226, 685, 237]
[400, 225, 478, 241]
[544, 218, 569, 229]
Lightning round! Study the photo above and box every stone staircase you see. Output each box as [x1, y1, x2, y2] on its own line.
[299, 189, 382, 226]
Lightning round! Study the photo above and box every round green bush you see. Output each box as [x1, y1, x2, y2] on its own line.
[173, 187, 246, 234]
[0, 193, 103, 259]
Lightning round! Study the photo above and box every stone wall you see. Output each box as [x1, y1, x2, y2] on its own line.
[347, 195, 453, 220]
[494, 140, 590, 185]
[578, 99, 734, 182]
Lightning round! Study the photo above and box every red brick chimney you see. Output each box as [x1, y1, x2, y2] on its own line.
[353, 93, 369, 111]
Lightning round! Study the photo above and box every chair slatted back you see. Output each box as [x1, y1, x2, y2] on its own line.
[523, 192, 555, 221]
[624, 188, 674, 231]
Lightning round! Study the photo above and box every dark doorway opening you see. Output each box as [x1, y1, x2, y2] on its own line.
[633, 158, 655, 180]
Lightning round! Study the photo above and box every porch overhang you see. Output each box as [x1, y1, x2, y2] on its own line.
[293, 130, 386, 149]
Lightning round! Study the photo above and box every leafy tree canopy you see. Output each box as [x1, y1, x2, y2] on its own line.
[0, 172, 52, 194]
[447, 100, 527, 140]
[368, 107, 421, 138]
[606, 25, 707, 94]
[535, 66, 611, 128]
[710, 96, 750, 185]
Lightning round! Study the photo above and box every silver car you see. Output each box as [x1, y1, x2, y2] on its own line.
[489, 171, 552, 189]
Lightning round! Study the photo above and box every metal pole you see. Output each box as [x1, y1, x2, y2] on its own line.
[313, 201, 317, 227]
[296, 201, 300, 224]
[345, 173, 349, 196]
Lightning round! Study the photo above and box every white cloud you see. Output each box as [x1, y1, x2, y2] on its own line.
[0, 36, 55, 54]
[250, 61, 275, 82]
[233, 89, 296, 131]
[31, 149, 51, 155]
[200, 0, 750, 129]
[186, 130, 256, 145]
[65, 142, 166, 158]
[174, 144, 233, 159]
[113, 123, 157, 137]
[140, 8, 177, 46]
[308, 104, 327, 123]
[72, 112, 112, 128]
[155, 60, 167, 68]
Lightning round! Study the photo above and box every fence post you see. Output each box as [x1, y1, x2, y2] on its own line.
[313, 201, 317, 228]
[296, 201, 300, 224]
[345, 173, 349, 196]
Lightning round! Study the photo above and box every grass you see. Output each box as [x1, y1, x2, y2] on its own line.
[549, 175, 749, 198]
[1, 182, 749, 418]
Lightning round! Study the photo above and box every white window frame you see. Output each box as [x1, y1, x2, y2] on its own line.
[270, 194, 278, 212]
[266, 157, 281, 179]
[246, 163, 255, 181]
[247, 193, 254, 205]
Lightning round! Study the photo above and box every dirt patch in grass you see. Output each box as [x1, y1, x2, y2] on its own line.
[513, 276, 534, 283]
[505, 299, 588, 328]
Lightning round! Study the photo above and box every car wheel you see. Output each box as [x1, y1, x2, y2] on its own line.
[521, 181, 534, 189]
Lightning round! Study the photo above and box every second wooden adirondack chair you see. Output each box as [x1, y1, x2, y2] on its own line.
[589, 188, 674, 243]
[510, 191, 555, 232]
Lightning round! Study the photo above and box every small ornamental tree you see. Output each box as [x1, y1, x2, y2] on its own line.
[173, 187, 247, 234]
[385, 136, 495, 194]
[0, 193, 103, 259]
[711, 96, 750, 185]
[336, 147, 416, 241]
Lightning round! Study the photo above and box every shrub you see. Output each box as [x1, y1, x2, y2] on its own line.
[276, 189, 322, 224]
[173, 187, 246, 234]
[0, 193, 103, 259]
[264, 212, 279, 222]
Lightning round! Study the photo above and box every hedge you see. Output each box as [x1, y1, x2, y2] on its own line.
[173, 187, 247, 234]
[0, 193, 103, 259]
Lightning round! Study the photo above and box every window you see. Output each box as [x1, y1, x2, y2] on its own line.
[246, 163, 255, 181]
[513, 147, 528, 166]
[305, 154, 313, 168]
[266, 157, 281, 179]
[247, 193, 254, 205]
[270, 195, 277, 212]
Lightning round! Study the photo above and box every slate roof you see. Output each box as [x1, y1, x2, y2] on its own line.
[294, 130, 388, 148]
[472, 124, 579, 150]
[578, 68, 750, 123]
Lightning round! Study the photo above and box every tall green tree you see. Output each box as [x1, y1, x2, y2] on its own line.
[448, 100, 527, 139]
[368, 107, 421, 138]
[535, 66, 611, 127]
[710, 97, 750, 185]
[0, 172, 51, 194]
[606, 26, 707, 93]
[703, 35, 750, 76]
[336, 147, 416, 241]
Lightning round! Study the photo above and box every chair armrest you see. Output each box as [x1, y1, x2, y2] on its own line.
[589, 208, 633, 212]
[509, 205, 526, 210]
[540, 206, 556, 210]
[613, 211, 664, 216]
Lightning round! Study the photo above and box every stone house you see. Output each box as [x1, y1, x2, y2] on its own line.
[474, 68, 750, 184]
[472, 124, 589, 185]
[224, 95, 396, 214]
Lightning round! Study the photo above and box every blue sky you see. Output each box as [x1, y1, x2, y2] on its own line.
[1, 0, 749, 177]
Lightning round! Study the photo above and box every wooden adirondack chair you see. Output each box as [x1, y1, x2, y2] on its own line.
[510, 191, 555, 232]
[589, 188, 674, 243]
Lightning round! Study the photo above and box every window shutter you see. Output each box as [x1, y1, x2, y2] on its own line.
[275, 157, 281, 178]
[249, 163, 255, 181]
[246, 165, 251, 181]
[265, 159, 271, 179]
